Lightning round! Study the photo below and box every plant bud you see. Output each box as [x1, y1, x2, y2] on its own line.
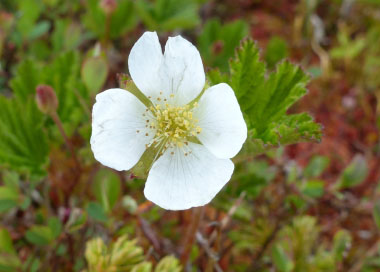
[100, 0, 117, 15]
[35, 84, 58, 114]
[212, 40, 224, 55]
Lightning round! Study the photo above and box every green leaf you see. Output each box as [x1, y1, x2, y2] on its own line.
[132, 262, 152, 272]
[304, 156, 330, 178]
[198, 18, 249, 71]
[52, 19, 86, 53]
[136, 0, 200, 31]
[48, 217, 62, 239]
[265, 36, 289, 68]
[271, 244, 294, 272]
[155, 256, 182, 272]
[83, 0, 137, 39]
[9, 60, 42, 101]
[373, 200, 380, 230]
[86, 202, 108, 223]
[335, 155, 368, 189]
[66, 208, 87, 233]
[301, 180, 324, 198]
[93, 169, 121, 212]
[16, 0, 44, 40]
[0, 187, 19, 213]
[25, 225, 54, 246]
[1, 172, 19, 194]
[208, 39, 322, 154]
[43, 51, 83, 122]
[0, 96, 48, 176]
[332, 230, 351, 261]
[0, 229, 15, 254]
[81, 56, 108, 94]
[9, 52, 84, 123]
[330, 28, 366, 60]
[0, 254, 21, 272]
[28, 20, 50, 40]
[232, 160, 277, 198]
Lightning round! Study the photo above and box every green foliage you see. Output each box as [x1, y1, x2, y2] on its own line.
[82, 0, 137, 39]
[335, 155, 368, 189]
[92, 169, 121, 212]
[0, 229, 21, 271]
[332, 230, 351, 261]
[272, 217, 352, 272]
[304, 156, 330, 178]
[84, 235, 182, 272]
[52, 19, 86, 53]
[198, 18, 249, 71]
[0, 96, 48, 176]
[9, 52, 84, 123]
[65, 208, 88, 233]
[373, 200, 380, 230]
[0, 186, 19, 213]
[86, 202, 108, 223]
[9, 60, 41, 100]
[0, 229, 15, 254]
[276, 216, 336, 272]
[43, 51, 84, 122]
[330, 27, 366, 60]
[301, 180, 325, 198]
[154, 256, 182, 272]
[136, 0, 200, 31]
[14, 0, 44, 41]
[272, 244, 294, 272]
[265, 36, 289, 68]
[2, 0, 379, 270]
[208, 39, 322, 155]
[232, 160, 277, 198]
[25, 225, 54, 246]
[81, 56, 109, 94]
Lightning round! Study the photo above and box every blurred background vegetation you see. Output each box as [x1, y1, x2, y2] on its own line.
[0, 0, 380, 271]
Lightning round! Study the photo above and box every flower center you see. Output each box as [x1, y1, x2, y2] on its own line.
[138, 93, 202, 155]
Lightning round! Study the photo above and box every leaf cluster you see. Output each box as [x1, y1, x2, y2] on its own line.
[208, 39, 322, 156]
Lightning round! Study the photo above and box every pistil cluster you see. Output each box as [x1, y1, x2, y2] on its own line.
[137, 93, 202, 155]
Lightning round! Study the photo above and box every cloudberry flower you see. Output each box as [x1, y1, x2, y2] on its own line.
[91, 32, 247, 210]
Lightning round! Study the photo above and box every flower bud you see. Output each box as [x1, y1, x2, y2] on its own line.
[212, 40, 224, 55]
[100, 0, 117, 15]
[35, 84, 58, 114]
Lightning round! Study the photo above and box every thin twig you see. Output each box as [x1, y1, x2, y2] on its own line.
[348, 240, 380, 272]
[196, 232, 223, 272]
[180, 206, 205, 266]
[209, 192, 246, 244]
[137, 216, 161, 253]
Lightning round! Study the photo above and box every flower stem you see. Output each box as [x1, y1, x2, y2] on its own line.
[180, 206, 205, 266]
[50, 111, 80, 169]
[73, 88, 91, 117]
[102, 13, 111, 50]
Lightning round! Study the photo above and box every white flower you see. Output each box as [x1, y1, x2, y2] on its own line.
[91, 32, 247, 210]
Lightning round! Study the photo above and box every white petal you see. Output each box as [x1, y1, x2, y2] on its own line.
[91, 88, 154, 171]
[128, 31, 163, 98]
[194, 83, 247, 159]
[144, 143, 234, 210]
[158, 35, 205, 106]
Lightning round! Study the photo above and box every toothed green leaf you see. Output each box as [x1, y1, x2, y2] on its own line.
[208, 39, 322, 154]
